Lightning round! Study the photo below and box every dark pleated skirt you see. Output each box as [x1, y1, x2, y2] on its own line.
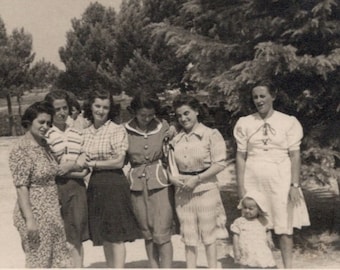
[87, 169, 141, 246]
[56, 177, 89, 248]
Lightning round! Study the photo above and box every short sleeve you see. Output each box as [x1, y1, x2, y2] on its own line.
[111, 124, 129, 156]
[9, 146, 33, 187]
[287, 116, 303, 151]
[233, 117, 248, 152]
[210, 129, 227, 167]
[230, 218, 242, 234]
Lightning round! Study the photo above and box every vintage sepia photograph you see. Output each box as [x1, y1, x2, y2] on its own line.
[0, 0, 339, 268]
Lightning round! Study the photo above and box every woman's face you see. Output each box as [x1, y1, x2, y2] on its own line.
[91, 98, 110, 124]
[135, 108, 155, 129]
[30, 113, 52, 140]
[52, 99, 69, 126]
[71, 106, 80, 120]
[252, 86, 275, 117]
[241, 198, 259, 220]
[175, 105, 199, 132]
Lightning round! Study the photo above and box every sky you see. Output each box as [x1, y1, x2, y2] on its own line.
[0, 0, 122, 70]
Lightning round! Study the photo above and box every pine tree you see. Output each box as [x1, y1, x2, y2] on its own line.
[151, 0, 340, 193]
[58, 3, 119, 97]
[0, 18, 35, 135]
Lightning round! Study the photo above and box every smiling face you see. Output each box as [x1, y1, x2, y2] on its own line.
[252, 86, 275, 118]
[52, 99, 69, 126]
[241, 197, 260, 220]
[135, 108, 155, 130]
[30, 113, 52, 141]
[175, 105, 199, 133]
[91, 98, 110, 125]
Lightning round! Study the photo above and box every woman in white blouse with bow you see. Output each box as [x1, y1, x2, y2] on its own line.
[233, 82, 310, 268]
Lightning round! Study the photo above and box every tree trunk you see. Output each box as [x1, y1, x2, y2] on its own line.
[17, 95, 22, 117]
[6, 93, 17, 136]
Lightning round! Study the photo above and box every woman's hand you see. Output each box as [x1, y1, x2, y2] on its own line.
[181, 176, 199, 191]
[266, 231, 275, 250]
[26, 219, 40, 249]
[76, 153, 90, 168]
[169, 175, 184, 187]
[57, 161, 75, 176]
[289, 186, 302, 206]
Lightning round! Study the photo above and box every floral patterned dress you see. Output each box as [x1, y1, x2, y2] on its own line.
[9, 135, 71, 268]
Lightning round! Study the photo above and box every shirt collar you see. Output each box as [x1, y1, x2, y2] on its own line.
[125, 118, 162, 136]
[23, 132, 48, 148]
[50, 123, 71, 133]
[89, 120, 111, 134]
[176, 123, 206, 141]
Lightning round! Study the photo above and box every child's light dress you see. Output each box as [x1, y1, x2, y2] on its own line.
[231, 217, 276, 268]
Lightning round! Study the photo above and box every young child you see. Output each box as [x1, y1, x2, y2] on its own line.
[231, 190, 276, 268]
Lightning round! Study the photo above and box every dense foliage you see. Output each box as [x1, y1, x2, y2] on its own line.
[0, 18, 35, 135]
[58, 2, 119, 97]
[58, 0, 340, 191]
[150, 0, 340, 191]
[28, 59, 60, 89]
[0, 17, 60, 135]
[58, 0, 188, 97]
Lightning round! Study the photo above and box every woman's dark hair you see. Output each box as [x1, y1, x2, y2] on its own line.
[44, 89, 72, 116]
[129, 91, 161, 115]
[70, 98, 81, 113]
[83, 89, 120, 123]
[21, 101, 55, 129]
[172, 94, 204, 122]
[252, 80, 277, 98]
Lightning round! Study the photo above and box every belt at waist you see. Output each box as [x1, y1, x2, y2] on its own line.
[179, 168, 208, 175]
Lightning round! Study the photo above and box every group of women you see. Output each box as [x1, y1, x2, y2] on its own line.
[9, 81, 310, 268]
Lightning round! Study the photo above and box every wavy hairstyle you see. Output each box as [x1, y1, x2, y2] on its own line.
[44, 89, 72, 116]
[172, 94, 204, 123]
[21, 101, 55, 129]
[252, 80, 277, 99]
[129, 91, 161, 115]
[83, 89, 120, 123]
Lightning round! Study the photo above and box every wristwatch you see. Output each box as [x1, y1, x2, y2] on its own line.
[290, 183, 300, 188]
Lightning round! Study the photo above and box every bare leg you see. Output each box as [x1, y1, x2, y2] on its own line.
[216, 260, 222, 268]
[185, 245, 197, 268]
[205, 242, 217, 268]
[103, 241, 126, 268]
[145, 239, 160, 268]
[69, 243, 84, 268]
[103, 241, 114, 267]
[279, 234, 293, 268]
[159, 241, 173, 268]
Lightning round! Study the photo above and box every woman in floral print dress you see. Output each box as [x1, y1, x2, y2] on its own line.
[9, 101, 71, 268]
